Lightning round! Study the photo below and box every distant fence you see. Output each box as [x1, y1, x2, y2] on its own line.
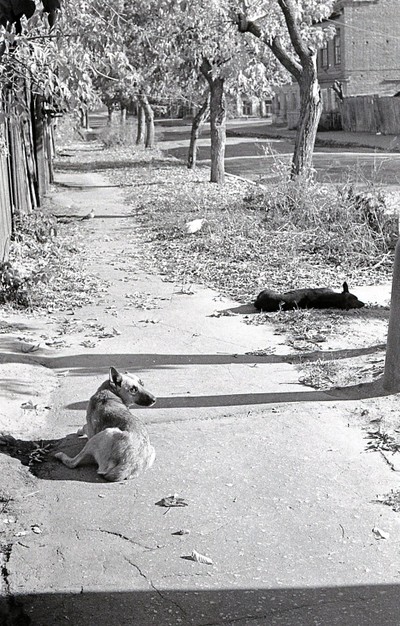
[340, 95, 400, 134]
[0, 91, 54, 262]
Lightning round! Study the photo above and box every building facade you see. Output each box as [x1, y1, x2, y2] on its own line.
[272, 0, 400, 129]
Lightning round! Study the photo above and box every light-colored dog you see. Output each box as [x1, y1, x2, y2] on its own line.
[55, 367, 156, 481]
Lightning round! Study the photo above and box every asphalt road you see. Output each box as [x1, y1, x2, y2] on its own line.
[158, 122, 400, 186]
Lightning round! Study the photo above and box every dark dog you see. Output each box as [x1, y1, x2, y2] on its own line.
[55, 367, 156, 482]
[254, 282, 364, 312]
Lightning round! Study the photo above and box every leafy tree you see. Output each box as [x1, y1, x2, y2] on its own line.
[141, 0, 281, 183]
[234, 0, 335, 178]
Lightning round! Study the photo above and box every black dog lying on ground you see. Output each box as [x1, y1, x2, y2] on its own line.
[254, 281, 365, 312]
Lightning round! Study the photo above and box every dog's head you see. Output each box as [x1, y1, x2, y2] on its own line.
[109, 367, 156, 407]
[342, 282, 365, 309]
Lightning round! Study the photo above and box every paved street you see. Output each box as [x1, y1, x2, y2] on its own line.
[157, 119, 400, 186]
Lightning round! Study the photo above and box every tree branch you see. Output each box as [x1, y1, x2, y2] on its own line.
[200, 56, 212, 85]
[235, 12, 302, 82]
[269, 35, 302, 82]
[277, 0, 308, 61]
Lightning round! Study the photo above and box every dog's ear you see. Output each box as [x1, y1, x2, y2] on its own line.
[343, 282, 349, 293]
[109, 367, 122, 387]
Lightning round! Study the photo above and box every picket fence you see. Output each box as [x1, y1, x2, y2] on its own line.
[0, 93, 54, 262]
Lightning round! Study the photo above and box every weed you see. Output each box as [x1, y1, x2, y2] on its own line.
[377, 490, 400, 512]
[99, 124, 134, 148]
[245, 175, 396, 271]
[0, 261, 32, 307]
[298, 357, 341, 390]
[14, 210, 57, 244]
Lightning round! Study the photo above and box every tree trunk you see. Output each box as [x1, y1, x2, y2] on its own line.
[79, 108, 89, 129]
[120, 106, 126, 124]
[291, 52, 322, 179]
[236, 5, 323, 180]
[136, 102, 145, 145]
[138, 93, 155, 149]
[200, 58, 226, 184]
[187, 93, 209, 169]
[107, 106, 113, 125]
[209, 77, 226, 184]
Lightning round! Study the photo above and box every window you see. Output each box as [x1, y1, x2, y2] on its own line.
[321, 88, 328, 111]
[320, 42, 329, 68]
[334, 31, 341, 65]
[242, 101, 252, 116]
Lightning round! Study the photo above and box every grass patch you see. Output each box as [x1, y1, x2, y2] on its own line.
[109, 158, 395, 305]
[3, 204, 103, 311]
[24, 129, 395, 348]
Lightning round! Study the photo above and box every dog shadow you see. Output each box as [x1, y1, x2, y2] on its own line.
[0, 433, 106, 483]
[212, 303, 259, 316]
[213, 302, 390, 318]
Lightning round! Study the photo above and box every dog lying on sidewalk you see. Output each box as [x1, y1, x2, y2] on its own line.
[254, 282, 364, 312]
[55, 367, 156, 481]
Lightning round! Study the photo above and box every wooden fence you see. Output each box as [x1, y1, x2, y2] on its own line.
[340, 95, 400, 134]
[0, 90, 54, 262]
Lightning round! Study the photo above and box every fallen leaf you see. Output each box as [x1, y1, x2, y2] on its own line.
[21, 401, 37, 410]
[172, 529, 190, 536]
[21, 343, 41, 353]
[183, 550, 213, 565]
[372, 527, 389, 540]
[80, 340, 97, 348]
[155, 494, 188, 508]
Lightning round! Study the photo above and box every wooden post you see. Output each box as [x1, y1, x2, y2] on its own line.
[33, 95, 47, 198]
[383, 237, 400, 391]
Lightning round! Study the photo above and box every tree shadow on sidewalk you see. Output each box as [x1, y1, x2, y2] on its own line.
[214, 302, 390, 320]
[55, 158, 182, 172]
[4, 583, 400, 626]
[64, 377, 389, 414]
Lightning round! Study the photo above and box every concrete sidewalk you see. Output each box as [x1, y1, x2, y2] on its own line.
[1, 151, 400, 625]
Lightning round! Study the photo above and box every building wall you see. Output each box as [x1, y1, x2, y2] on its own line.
[271, 83, 300, 128]
[342, 0, 400, 96]
[272, 0, 400, 129]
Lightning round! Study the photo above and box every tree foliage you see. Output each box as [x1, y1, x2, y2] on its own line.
[233, 0, 336, 177]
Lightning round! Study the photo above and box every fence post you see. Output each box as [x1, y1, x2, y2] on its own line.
[383, 237, 400, 391]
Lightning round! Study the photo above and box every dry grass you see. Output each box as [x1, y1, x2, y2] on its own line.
[298, 354, 384, 390]
[7, 122, 394, 371]
[3, 206, 104, 311]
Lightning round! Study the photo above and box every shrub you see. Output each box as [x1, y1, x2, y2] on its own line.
[0, 261, 32, 307]
[244, 176, 397, 269]
[99, 126, 132, 148]
[14, 210, 57, 244]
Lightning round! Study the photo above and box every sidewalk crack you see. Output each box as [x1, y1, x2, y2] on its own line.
[124, 556, 187, 618]
[97, 528, 160, 551]
[1, 542, 30, 625]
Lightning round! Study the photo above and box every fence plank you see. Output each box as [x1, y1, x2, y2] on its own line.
[341, 95, 400, 134]
[0, 122, 12, 262]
